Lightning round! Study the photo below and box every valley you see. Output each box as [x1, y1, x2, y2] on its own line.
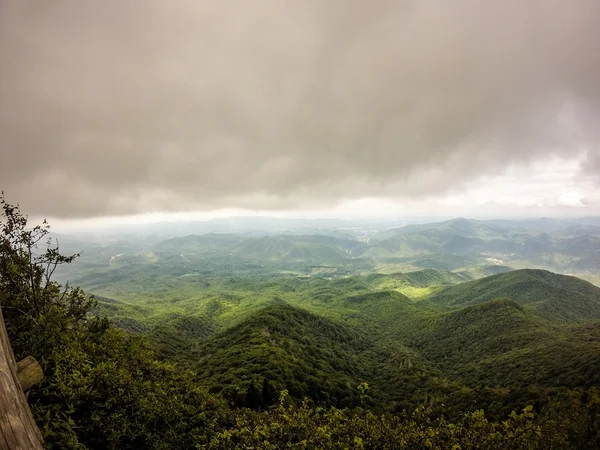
[53, 217, 600, 419]
[4, 196, 600, 449]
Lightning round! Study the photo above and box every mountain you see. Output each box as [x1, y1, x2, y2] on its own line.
[180, 269, 600, 418]
[411, 298, 600, 394]
[21, 213, 600, 448]
[56, 216, 600, 292]
[455, 264, 513, 279]
[399, 268, 470, 286]
[195, 303, 374, 408]
[154, 233, 361, 264]
[357, 218, 600, 276]
[373, 218, 509, 241]
[52, 218, 600, 416]
[51, 229, 600, 428]
[427, 269, 600, 322]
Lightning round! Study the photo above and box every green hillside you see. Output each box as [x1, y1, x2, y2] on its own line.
[163, 276, 600, 420]
[400, 268, 470, 286]
[428, 269, 600, 322]
[154, 233, 358, 264]
[412, 299, 600, 389]
[455, 264, 513, 279]
[195, 304, 375, 408]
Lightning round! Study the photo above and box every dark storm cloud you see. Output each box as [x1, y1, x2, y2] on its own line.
[1, 0, 599, 217]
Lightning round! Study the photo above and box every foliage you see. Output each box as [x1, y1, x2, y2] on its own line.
[428, 268, 600, 322]
[207, 390, 600, 449]
[2, 197, 600, 448]
[30, 323, 229, 449]
[1, 195, 229, 449]
[196, 304, 373, 409]
[0, 194, 95, 358]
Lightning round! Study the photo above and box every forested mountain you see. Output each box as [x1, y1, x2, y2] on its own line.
[367, 218, 600, 275]
[55, 216, 600, 293]
[3, 201, 600, 448]
[142, 269, 599, 421]
[51, 218, 600, 425]
[196, 304, 374, 408]
[428, 269, 600, 321]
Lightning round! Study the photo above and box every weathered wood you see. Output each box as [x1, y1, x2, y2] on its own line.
[0, 307, 44, 450]
[16, 357, 44, 392]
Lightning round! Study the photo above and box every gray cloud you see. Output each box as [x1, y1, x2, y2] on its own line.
[1, 0, 599, 217]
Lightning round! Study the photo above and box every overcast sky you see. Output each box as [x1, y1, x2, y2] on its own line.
[1, 1, 599, 223]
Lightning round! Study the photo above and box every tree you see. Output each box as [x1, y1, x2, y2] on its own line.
[0, 194, 230, 449]
[0, 193, 95, 357]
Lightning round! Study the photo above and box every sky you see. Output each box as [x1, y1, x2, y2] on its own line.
[1, 0, 599, 225]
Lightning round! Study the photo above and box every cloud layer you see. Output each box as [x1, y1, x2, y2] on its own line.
[1, 0, 599, 217]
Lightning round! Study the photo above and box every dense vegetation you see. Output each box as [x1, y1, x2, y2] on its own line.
[2, 195, 600, 448]
[428, 269, 600, 321]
